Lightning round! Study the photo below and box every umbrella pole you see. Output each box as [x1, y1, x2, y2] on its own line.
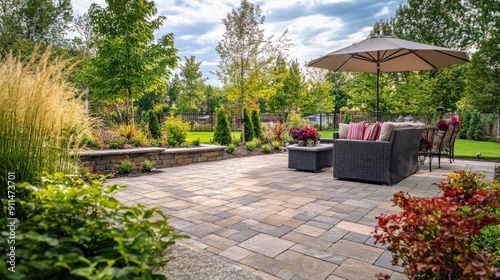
[376, 60, 380, 122]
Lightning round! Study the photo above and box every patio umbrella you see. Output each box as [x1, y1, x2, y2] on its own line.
[307, 33, 469, 121]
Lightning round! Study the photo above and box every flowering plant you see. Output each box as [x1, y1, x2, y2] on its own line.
[449, 116, 461, 131]
[435, 116, 461, 131]
[435, 118, 449, 131]
[289, 126, 320, 141]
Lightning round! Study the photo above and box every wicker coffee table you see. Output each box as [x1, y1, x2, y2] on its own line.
[288, 144, 333, 172]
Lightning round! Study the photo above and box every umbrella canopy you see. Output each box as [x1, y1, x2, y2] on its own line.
[307, 34, 469, 121]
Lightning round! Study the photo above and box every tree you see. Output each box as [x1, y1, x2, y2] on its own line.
[213, 107, 232, 145]
[89, 0, 177, 124]
[148, 110, 161, 139]
[0, 0, 73, 56]
[464, 28, 500, 113]
[167, 74, 182, 107]
[467, 111, 484, 141]
[301, 68, 334, 129]
[251, 108, 263, 139]
[243, 107, 254, 142]
[371, 0, 499, 117]
[215, 0, 284, 143]
[178, 56, 207, 113]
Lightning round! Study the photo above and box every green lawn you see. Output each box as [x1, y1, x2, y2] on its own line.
[454, 139, 500, 159]
[186, 130, 500, 160]
[186, 131, 241, 144]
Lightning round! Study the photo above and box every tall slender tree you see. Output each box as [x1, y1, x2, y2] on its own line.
[215, 0, 283, 143]
[89, 0, 177, 124]
[178, 56, 207, 113]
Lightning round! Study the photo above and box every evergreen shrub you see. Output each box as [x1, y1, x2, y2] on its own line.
[213, 107, 232, 145]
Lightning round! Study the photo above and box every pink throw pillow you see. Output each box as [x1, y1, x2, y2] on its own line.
[347, 121, 366, 140]
[363, 122, 382, 141]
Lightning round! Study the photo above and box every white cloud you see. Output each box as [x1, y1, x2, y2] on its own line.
[71, 0, 407, 85]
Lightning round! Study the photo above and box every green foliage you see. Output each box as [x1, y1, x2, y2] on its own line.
[140, 160, 156, 172]
[244, 107, 255, 142]
[148, 110, 162, 139]
[261, 144, 271, 153]
[473, 224, 500, 267]
[131, 130, 148, 147]
[226, 144, 236, 153]
[272, 140, 282, 150]
[88, 0, 178, 124]
[215, 0, 288, 143]
[116, 160, 134, 174]
[0, 48, 90, 219]
[251, 109, 264, 139]
[467, 111, 484, 140]
[213, 107, 232, 145]
[231, 135, 242, 146]
[178, 56, 206, 113]
[0, 172, 182, 279]
[487, 114, 496, 128]
[245, 141, 257, 151]
[192, 138, 201, 146]
[286, 111, 308, 129]
[164, 114, 190, 147]
[374, 170, 500, 279]
[0, 0, 72, 57]
[459, 110, 472, 139]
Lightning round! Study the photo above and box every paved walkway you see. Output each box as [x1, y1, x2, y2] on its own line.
[108, 153, 497, 280]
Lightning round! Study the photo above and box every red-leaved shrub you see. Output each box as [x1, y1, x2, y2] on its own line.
[374, 170, 500, 279]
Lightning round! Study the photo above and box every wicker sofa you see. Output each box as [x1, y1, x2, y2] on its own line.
[333, 127, 423, 185]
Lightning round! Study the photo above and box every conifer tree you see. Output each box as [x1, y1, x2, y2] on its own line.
[213, 107, 232, 145]
[467, 111, 484, 141]
[251, 109, 263, 140]
[243, 107, 254, 142]
[148, 110, 161, 139]
[459, 110, 471, 139]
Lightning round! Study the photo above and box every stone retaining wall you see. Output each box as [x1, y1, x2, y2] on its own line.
[79, 145, 226, 173]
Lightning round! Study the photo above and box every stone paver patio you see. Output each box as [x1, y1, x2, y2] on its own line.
[108, 153, 496, 280]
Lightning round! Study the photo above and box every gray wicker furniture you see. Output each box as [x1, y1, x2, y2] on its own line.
[333, 127, 423, 185]
[288, 144, 333, 172]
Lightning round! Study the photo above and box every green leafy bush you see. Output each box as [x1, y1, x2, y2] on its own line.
[132, 131, 148, 146]
[272, 140, 282, 150]
[108, 136, 127, 149]
[213, 107, 232, 145]
[459, 110, 471, 139]
[116, 160, 134, 174]
[245, 140, 257, 151]
[164, 114, 189, 147]
[192, 138, 201, 146]
[148, 110, 162, 139]
[0, 172, 183, 279]
[232, 136, 242, 146]
[374, 170, 500, 279]
[140, 160, 156, 172]
[226, 144, 236, 153]
[261, 144, 271, 153]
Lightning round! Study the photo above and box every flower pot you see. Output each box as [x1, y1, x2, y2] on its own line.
[307, 139, 315, 147]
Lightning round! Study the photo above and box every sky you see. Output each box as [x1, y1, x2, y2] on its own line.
[72, 0, 407, 85]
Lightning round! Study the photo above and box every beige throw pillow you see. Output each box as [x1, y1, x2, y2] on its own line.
[338, 123, 349, 139]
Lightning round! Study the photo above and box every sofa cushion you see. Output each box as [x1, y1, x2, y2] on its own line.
[338, 123, 349, 139]
[347, 121, 366, 140]
[363, 122, 382, 141]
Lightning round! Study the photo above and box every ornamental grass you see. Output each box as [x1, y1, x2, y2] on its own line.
[0, 47, 91, 218]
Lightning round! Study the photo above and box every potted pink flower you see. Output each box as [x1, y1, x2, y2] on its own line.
[435, 119, 449, 131]
[289, 126, 320, 146]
